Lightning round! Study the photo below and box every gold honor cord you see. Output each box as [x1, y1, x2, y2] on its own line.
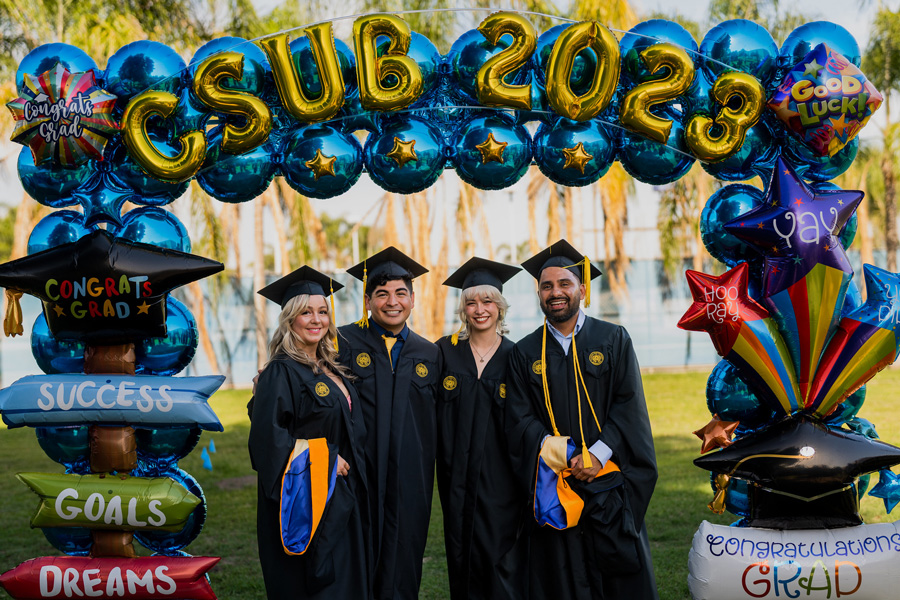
[541, 320, 561, 436]
[708, 453, 814, 514]
[560, 255, 591, 307]
[355, 261, 369, 328]
[330, 279, 338, 352]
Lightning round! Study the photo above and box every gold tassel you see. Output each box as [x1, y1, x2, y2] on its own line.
[708, 474, 731, 514]
[330, 280, 338, 352]
[583, 256, 590, 308]
[450, 322, 465, 346]
[354, 262, 369, 328]
[4, 290, 23, 337]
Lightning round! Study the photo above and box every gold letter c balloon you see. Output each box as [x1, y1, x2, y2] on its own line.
[121, 90, 206, 183]
[546, 21, 620, 122]
[193, 52, 272, 154]
[353, 14, 423, 112]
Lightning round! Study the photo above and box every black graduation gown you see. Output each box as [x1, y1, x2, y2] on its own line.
[505, 317, 660, 600]
[247, 355, 371, 600]
[435, 335, 528, 600]
[337, 323, 440, 600]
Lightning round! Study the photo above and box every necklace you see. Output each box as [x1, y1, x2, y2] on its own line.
[470, 334, 500, 363]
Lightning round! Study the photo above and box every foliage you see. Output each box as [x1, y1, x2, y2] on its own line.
[0, 205, 16, 262]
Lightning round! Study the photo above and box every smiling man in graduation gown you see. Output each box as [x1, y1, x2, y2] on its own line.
[338, 247, 441, 600]
[505, 240, 659, 600]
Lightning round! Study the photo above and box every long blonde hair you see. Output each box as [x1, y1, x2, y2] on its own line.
[266, 294, 351, 378]
[454, 284, 510, 341]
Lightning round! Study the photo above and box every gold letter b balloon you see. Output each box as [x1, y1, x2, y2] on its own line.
[353, 14, 424, 112]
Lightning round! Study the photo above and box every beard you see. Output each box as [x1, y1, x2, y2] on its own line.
[540, 295, 580, 324]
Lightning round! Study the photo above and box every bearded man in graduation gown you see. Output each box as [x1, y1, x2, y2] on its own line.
[337, 247, 441, 600]
[505, 239, 659, 600]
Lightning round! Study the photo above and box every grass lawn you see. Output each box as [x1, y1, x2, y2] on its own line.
[2, 369, 899, 599]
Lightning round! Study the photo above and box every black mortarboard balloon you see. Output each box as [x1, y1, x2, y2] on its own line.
[0, 230, 223, 345]
[442, 257, 521, 293]
[346, 246, 427, 328]
[258, 266, 344, 309]
[695, 415, 900, 529]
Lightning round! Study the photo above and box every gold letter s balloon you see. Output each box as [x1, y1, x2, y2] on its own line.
[121, 90, 206, 182]
[475, 12, 536, 110]
[546, 21, 620, 121]
[620, 43, 695, 144]
[353, 14, 423, 112]
[258, 25, 345, 123]
[685, 71, 765, 162]
[193, 52, 272, 154]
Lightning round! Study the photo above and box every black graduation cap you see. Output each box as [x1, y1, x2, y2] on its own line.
[442, 257, 521, 293]
[257, 266, 343, 309]
[695, 415, 900, 529]
[520, 239, 601, 307]
[0, 229, 223, 345]
[346, 246, 427, 328]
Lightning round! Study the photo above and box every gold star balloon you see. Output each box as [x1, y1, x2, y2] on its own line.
[305, 149, 337, 180]
[561, 142, 593, 174]
[476, 132, 507, 164]
[385, 136, 418, 167]
[7, 63, 119, 166]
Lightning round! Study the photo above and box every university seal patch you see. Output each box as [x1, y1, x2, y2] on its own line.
[589, 351, 604, 366]
[443, 376, 457, 390]
[315, 382, 330, 397]
[356, 353, 371, 367]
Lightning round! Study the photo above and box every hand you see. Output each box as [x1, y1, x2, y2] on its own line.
[569, 452, 602, 482]
[251, 369, 263, 395]
[336, 454, 350, 477]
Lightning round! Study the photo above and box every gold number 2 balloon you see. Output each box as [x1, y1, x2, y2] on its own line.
[685, 71, 765, 162]
[353, 14, 423, 112]
[475, 12, 536, 110]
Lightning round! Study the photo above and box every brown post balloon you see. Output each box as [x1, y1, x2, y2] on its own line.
[619, 43, 695, 144]
[545, 21, 620, 121]
[89, 426, 137, 473]
[475, 12, 536, 110]
[84, 343, 136, 376]
[258, 25, 346, 123]
[353, 14, 423, 112]
[90, 531, 137, 558]
[121, 90, 207, 182]
[193, 52, 273, 154]
[685, 71, 765, 162]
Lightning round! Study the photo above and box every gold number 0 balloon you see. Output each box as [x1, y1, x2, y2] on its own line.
[619, 43, 695, 144]
[475, 12, 536, 110]
[193, 52, 273, 154]
[121, 90, 206, 182]
[546, 21, 620, 122]
[685, 71, 765, 162]
[353, 14, 423, 112]
[258, 24, 345, 123]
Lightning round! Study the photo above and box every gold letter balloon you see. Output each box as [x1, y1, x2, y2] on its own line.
[475, 12, 536, 110]
[546, 21, 620, 121]
[620, 43, 695, 144]
[258, 25, 346, 123]
[193, 52, 272, 154]
[685, 71, 765, 162]
[353, 13, 423, 112]
[121, 90, 207, 182]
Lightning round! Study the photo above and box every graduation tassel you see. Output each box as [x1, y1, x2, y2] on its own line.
[450, 321, 465, 346]
[354, 262, 369, 328]
[330, 279, 339, 352]
[582, 256, 590, 308]
[4, 289, 23, 337]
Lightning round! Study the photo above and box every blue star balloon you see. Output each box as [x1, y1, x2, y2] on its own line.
[869, 469, 900, 513]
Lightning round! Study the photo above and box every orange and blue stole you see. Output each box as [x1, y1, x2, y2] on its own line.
[279, 438, 337, 555]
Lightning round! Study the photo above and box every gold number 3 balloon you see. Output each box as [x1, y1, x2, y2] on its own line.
[685, 71, 765, 162]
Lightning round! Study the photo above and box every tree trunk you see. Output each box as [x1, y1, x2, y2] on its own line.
[882, 153, 897, 271]
[188, 280, 221, 375]
[254, 196, 267, 370]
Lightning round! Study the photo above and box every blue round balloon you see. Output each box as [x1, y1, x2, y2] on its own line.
[618, 112, 694, 185]
[451, 113, 532, 190]
[706, 359, 775, 427]
[619, 19, 699, 85]
[534, 118, 615, 186]
[700, 184, 767, 266]
[36, 426, 89, 467]
[197, 135, 279, 203]
[448, 28, 518, 104]
[699, 20, 778, 85]
[701, 122, 778, 182]
[364, 116, 445, 194]
[289, 36, 356, 98]
[31, 313, 85, 374]
[809, 181, 859, 249]
[337, 92, 381, 133]
[42, 527, 93, 556]
[714, 473, 751, 517]
[281, 124, 363, 199]
[118, 207, 191, 252]
[684, 69, 715, 121]
[533, 24, 599, 95]
[110, 133, 190, 204]
[780, 22, 860, 69]
[18, 148, 90, 207]
[16, 44, 99, 92]
[135, 296, 198, 376]
[105, 40, 186, 103]
[134, 467, 206, 553]
[378, 32, 440, 106]
[170, 87, 213, 139]
[783, 135, 858, 182]
[190, 37, 270, 97]
[136, 427, 202, 468]
[71, 172, 135, 228]
[28, 211, 89, 255]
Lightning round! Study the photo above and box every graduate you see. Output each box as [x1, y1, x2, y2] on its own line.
[248, 266, 370, 600]
[338, 247, 441, 600]
[436, 257, 529, 600]
[505, 240, 660, 600]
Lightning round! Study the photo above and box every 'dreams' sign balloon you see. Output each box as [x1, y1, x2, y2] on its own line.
[769, 43, 883, 157]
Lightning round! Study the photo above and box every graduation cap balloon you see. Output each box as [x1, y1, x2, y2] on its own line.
[695, 415, 900, 529]
[0, 230, 223, 344]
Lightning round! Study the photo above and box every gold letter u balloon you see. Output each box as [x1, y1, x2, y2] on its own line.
[353, 14, 424, 112]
